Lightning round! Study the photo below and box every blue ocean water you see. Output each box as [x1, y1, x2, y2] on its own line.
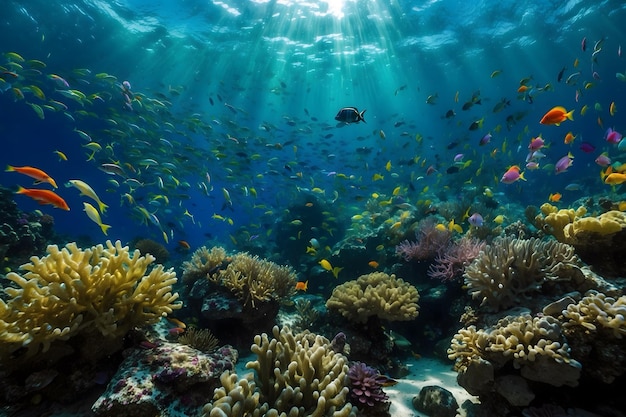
[0, 0, 625, 253]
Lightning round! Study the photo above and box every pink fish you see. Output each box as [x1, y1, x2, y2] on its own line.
[595, 153, 611, 167]
[525, 161, 540, 170]
[581, 37, 587, 52]
[501, 166, 526, 184]
[528, 136, 545, 151]
[606, 128, 622, 144]
[555, 153, 574, 174]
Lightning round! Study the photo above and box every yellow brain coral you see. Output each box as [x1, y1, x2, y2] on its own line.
[325, 272, 419, 323]
[0, 240, 181, 360]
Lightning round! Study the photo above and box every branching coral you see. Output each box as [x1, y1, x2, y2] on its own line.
[212, 252, 297, 307]
[201, 326, 356, 417]
[0, 240, 181, 361]
[428, 236, 485, 281]
[325, 272, 419, 323]
[181, 245, 227, 283]
[463, 237, 580, 311]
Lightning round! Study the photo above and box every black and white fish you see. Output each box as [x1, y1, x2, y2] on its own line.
[335, 107, 366, 124]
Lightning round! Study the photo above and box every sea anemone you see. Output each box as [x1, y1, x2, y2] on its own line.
[347, 362, 389, 408]
[178, 328, 220, 353]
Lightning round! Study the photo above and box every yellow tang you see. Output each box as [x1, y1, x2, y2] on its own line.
[319, 259, 332, 271]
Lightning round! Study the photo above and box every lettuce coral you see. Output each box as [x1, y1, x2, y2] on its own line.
[0, 240, 181, 361]
[202, 326, 356, 417]
[463, 237, 580, 311]
[325, 272, 419, 323]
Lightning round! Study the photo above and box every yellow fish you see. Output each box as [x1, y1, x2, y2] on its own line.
[83, 202, 111, 235]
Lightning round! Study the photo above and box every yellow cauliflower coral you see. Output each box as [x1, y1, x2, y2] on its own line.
[325, 272, 419, 323]
[0, 240, 181, 360]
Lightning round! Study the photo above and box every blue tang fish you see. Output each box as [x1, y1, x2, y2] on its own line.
[335, 107, 366, 124]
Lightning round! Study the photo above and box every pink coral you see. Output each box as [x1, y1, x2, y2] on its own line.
[427, 236, 485, 282]
[395, 222, 452, 261]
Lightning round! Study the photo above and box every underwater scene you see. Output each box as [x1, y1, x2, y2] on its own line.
[1, 0, 626, 416]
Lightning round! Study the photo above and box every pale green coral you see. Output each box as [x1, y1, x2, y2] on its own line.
[202, 326, 355, 417]
[325, 272, 419, 323]
[448, 314, 581, 388]
[464, 237, 580, 311]
[0, 240, 181, 360]
[562, 290, 626, 338]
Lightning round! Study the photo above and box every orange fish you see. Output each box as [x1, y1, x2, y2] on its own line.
[563, 132, 576, 144]
[540, 106, 574, 126]
[368, 260, 379, 269]
[610, 101, 616, 116]
[295, 280, 308, 291]
[548, 192, 562, 202]
[6, 165, 58, 188]
[16, 186, 69, 210]
[178, 240, 191, 250]
[517, 85, 530, 93]
[605, 173, 626, 185]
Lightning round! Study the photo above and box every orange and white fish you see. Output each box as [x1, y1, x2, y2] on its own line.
[6, 165, 58, 188]
[16, 186, 69, 210]
[540, 106, 574, 126]
[295, 280, 308, 291]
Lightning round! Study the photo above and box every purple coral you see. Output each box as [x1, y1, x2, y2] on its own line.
[396, 221, 452, 261]
[347, 362, 389, 408]
[427, 236, 485, 282]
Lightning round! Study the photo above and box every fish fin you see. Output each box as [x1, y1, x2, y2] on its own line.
[359, 109, 367, 123]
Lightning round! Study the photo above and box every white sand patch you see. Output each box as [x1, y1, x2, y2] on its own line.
[387, 356, 478, 417]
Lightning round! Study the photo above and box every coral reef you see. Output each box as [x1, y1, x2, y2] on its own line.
[427, 236, 485, 281]
[560, 290, 626, 383]
[463, 237, 581, 311]
[448, 314, 582, 407]
[212, 252, 297, 308]
[0, 240, 181, 363]
[181, 245, 227, 283]
[178, 327, 220, 353]
[395, 221, 451, 262]
[535, 204, 626, 276]
[326, 272, 419, 323]
[201, 326, 356, 417]
[347, 362, 390, 416]
[92, 342, 237, 417]
[133, 238, 170, 264]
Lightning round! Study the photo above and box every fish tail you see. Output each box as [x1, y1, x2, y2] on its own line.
[5, 165, 15, 172]
[566, 110, 574, 121]
[360, 109, 367, 123]
[99, 201, 109, 213]
[100, 223, 112, 236]
[16, 185, 26, 193]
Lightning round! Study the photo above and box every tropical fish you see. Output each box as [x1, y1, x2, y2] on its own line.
[555, 152, 574, 174]
[468, 213, 484, 227]
[604, 173, 626, 185]
[6, 165, 58, 188]
[16, 187, 69, 210]
[66, 179, 108, 213]
[335, 107, 366, 124]
[500, 166, 525, 184]
[295, 281, 308, 291]
[83, 202, 111, 235]
[548, 193, 562, 202]
[540, 106, 574, 126]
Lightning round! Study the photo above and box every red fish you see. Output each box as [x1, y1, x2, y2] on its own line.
[16, 187, 70, 210]
[6, 165, 58, 188]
